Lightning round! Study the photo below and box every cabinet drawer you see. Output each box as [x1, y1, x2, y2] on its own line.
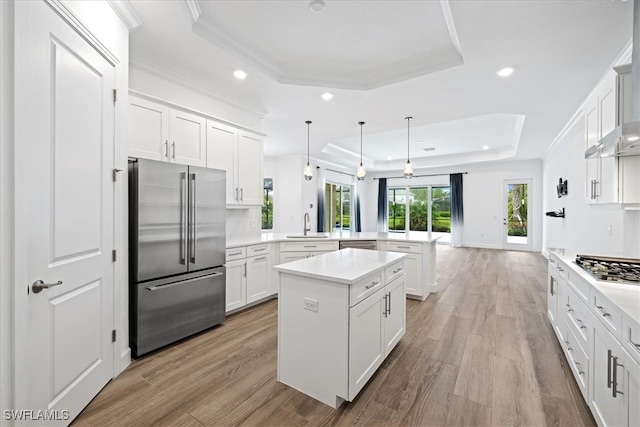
[564, 322, 590, 401]
[559, 282, 594, 351]
[385, 261, 405, 284]
[226, 247, 247, 261]
[350, 273, 383, 308]
[566, 271, 590, 304]
[591, 290, 623, 341]
[247, 243, 270, 257]
[279, 241, 338, 253]
[623, 316, 640, 365]
[385, 241, 422, 254]
[549, 255, 569, 282]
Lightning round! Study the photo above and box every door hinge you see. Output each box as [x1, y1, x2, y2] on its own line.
[112, 89, 117, 103]
[112, 250, 117, 262]
[112, 329, 117, 342]
[113, 168, 122, 182]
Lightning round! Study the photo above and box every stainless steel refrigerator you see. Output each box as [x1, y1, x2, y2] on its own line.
[129, 158, 226, 357]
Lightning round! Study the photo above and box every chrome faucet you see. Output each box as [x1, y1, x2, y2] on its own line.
[304, 212, 311, 236]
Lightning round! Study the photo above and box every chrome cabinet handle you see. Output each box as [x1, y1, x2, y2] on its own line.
[304, 245, 317, 248]
[612, 356, 623, 398]
[387, 292, 391, 315]
[577, 319, 587, 329]
[228, 251, 242, 257]
[254, 248, 266, 252]
[594, 180, 599, 198]
[32, 280, 63, 294]
[165, 140, 169, 158]
[575, 361, 585, 375]
[365, 281, 379, 290]
[172, 141, 176, 159]
[557, 266, 564, 272]
[595, 304, 611, 317]
[550, 277, 555, 296]
[252, 256, 267, 262]
[235, 187, 239, 201]
[240, 188, 243, 201]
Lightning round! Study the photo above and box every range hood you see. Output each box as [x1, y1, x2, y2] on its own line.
[586, 0, 640, 159]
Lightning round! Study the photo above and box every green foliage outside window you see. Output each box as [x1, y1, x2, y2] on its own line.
[507, 184, 528, 236]
[262, 178, 273, 230]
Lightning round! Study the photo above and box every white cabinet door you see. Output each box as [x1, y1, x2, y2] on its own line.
[129, 96, 169, 161]
[403, 253, 422, 297]
[246, 254, 271, 304]
[206, 120, 238, 205]
[624, 350, 640, 427]
[349, 288, 385, 401]
[169, 110, 206, 166]
[585, 96, 599, 204]
[225, 259, 246, 312]
[591, 321, 624, 427]
[237, 131, 263, 205]
[383, 276, 405, 356]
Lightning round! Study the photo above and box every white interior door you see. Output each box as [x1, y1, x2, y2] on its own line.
[502, 179, 532, 251]
[18, 1, 115, 423]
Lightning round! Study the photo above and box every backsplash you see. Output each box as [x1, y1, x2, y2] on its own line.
[227, 208, 262, 241]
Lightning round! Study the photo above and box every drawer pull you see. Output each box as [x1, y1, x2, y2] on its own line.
[392, 268, 403, 274]
[304, 245, 317, 248]
[252, 256, 267, 261]
[575, 361, 585, 375]
[564, 340, 572, 352]
[365, 281, 380, 290]
[228, 251, 242, 256]
[595, 305, 611, 317]
[253, 248, 266, 252]
[557, 266, 564, 272]
[607, 350, 613, 389]
[395, 246, 411, 249]
[629, 328, 640, 351]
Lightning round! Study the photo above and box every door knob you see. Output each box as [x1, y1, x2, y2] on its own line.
[32, 280, 63, 293]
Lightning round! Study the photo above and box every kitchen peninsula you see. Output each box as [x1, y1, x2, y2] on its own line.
[274, 248, 407, 408]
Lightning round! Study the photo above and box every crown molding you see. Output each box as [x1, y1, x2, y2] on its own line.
[130, 56, 268, 117]
[107, 0, 142, 32]
[181, 0, 201, 26]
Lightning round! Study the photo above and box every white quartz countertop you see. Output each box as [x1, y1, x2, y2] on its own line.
[227, 231, 440, 248]
[273, 248, 406, 284]
[549, 248, 640, 326]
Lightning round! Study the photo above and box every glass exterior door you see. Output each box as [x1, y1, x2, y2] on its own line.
[503, 180, 531, 250]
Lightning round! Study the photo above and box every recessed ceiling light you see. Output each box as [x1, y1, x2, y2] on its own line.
[233, 70, 247, 80]
[309, 0, 326, 12]
[321, 92, 334, 101]
[496, 67, 515, 77]
[482, 145, 489, 150]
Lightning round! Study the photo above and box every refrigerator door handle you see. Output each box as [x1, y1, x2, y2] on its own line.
[145, 271, 224, 291]
[180, 172, 187, 265]
[190, 173, 197, 264]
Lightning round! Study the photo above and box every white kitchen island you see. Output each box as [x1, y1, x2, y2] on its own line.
[273, 248, 407, 408]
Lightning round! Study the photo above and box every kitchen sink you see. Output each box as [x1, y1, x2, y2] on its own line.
[286, 234, 330, 238]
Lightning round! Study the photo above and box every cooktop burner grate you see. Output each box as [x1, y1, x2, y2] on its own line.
[575, 254, 640, 284]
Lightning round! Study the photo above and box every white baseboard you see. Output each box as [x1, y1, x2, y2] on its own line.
[462, 243, 503, 250]
[117, 348, 131, 377]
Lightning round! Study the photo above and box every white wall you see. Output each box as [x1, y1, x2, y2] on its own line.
[360, 160, 543, 251]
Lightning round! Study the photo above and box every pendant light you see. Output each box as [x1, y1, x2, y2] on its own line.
[404, 116, 413, 179]
[304, 120, 313, 180]
[356, 121, 366, 180]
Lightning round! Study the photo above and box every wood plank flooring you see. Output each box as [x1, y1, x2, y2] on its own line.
[73, 247, 595, 427]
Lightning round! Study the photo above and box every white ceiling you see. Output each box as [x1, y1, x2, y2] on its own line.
[128, 0, 634, 172]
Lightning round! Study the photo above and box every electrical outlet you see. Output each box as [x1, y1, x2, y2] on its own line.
[303, 297, 318, 312]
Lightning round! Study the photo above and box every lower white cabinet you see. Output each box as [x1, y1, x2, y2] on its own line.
[225, 244, 273, 313]
[279, 240, 339, 264]
[378, 240, 436, 300]
[547, 253, 640, 427]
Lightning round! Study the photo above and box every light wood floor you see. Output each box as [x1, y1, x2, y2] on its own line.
[74, 247, 595, 427]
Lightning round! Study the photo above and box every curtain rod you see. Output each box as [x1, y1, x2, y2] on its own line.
[373, 171, 468, 180]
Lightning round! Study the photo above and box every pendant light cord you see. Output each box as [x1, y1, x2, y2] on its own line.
[306, 120, 311, 163]
[405, 116, 412, 162]
[359, 121, 364, 163]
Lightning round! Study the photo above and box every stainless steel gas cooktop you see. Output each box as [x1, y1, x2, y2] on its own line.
[576, 254, 640, 284]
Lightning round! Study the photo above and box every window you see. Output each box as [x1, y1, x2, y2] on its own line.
[325, 182, 351, 231]
[262, 178, 273, 230]
[388, 185, 451, 234]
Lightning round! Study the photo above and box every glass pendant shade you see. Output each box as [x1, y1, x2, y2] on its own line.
[404, 160, 413, 178]
[356, 121, 366, 180]
[304, 162, 313, 180]
[404, 116, 413, 179]
[304, 120, 313, 180]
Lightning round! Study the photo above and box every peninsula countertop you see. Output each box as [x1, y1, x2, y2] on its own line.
[273, 247, 406, 284]
[227, 231, 441, 249]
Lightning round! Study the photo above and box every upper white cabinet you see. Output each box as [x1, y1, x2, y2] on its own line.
[207, 119, 263, 206]
[584, 76, 618, 204]
[129, 95, 206, 167]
